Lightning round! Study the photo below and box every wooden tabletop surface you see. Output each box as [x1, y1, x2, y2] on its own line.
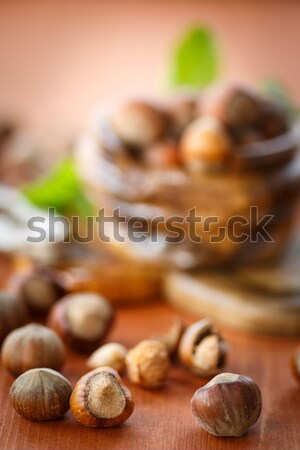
[0, 299, 300, 450]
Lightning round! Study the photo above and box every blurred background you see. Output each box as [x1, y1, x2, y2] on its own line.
[0, 0, 300, 329]
[1, 0, 300, 132]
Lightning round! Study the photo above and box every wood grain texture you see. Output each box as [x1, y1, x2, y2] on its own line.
[0, 301, 300, 450]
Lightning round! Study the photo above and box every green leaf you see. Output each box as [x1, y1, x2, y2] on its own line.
[261, 78, 299, 120]
[168, 27, 219, 88]
[22, 157, 93, 217]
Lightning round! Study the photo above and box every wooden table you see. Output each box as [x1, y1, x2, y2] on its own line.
[0, 301, 300, 450]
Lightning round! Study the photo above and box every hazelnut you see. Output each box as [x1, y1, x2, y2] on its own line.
[178, 318, 227, 376]
[87, 343, 127, 373]
[0, 291, 28, 344]
[1, 323, 65, 376]
[191, 373, 262, 437]
[259, 100, 288, 138]
[152, 318, 185, 356]
[18, 267, 65, 315]
[97, 115, 128, 157]
[10, 368, 72, 421]
[47, 292, 114, 352]
[203, 84, 263, 128]
[166, 93, 197, 136]
[126, 339, 170, 389]
[232, 126, 265, 145]
[95, 115, 143, 163]
[70, 367, 134, 427]
[291, 347, 300, 382]
[144, 141, 180, 167]
[180, 116, 233, 170]
[111, 100, 167, 147]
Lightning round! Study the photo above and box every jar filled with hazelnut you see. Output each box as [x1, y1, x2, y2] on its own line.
[76, 84, 300, 270]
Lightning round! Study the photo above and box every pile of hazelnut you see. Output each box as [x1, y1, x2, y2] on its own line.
[1, 271, 299, 438]
[77, 83, 299, 270]
[97, 83, 292, 173]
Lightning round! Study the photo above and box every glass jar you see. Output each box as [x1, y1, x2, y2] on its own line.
[76, 123, 300, 270]
[76, 78, 300, 272]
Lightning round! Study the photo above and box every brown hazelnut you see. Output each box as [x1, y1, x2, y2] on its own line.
[10, 368, 72, 421]
[144, 141, 180, 167]
[180, 116, 233, 170]
[259, 100, 288, 138]
[152, 318, 185, 356]
[126, 339, 170, 389]
[232, 126, 265, 145]
[0, 291, 29, 344]
[178, 318, 227, 376]
[203, 84, 263, 128]
[70, 367, 134, 427]
[291, 347, 300, 382]
[111, 100, 167, 147]
[166, 93, 197, 136]
[47, 292, 114, 352]
[1, 323, 65, 376]
[97, 114, 128, 157]
[18, 267, 65, 315]
[87, 343, 127, 373]
[191, 373, 262, 437]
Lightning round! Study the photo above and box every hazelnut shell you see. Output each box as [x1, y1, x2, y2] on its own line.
[178, 318, 227, 376]
[47, 293, 114, 353]
[70, 367, 134, 427]
[191, 373, 262, 437]
[111, 100, 167, 147]
[144, 141, 180, 167]
[203, 84, 263, 128]
[0, 291, 29, 344]
[152, 318, 185, 355]
[1, 323, 65, 376]
[87, 342, 127, 372]
[18, 267, 65, 315]
[166, 93, 197, 136]
[10, 368, 72, 421]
